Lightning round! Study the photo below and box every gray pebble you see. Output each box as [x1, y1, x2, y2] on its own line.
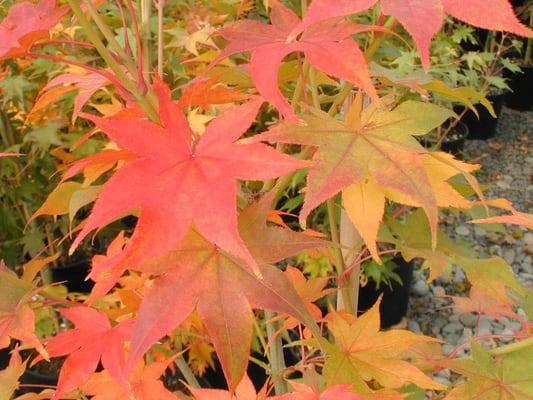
[474, 226, 487, 238]
[432, 285, 446, 297]
[407, 320, 421, 333]
[524, 233, 533, 246]
[433, 376, 451, 386]
[478, 316, 493, 336]
[455, 225, 470, 236]
[491, 321, 504, 333]
[503, 249, 516, 265]
[489, 245, 502, 256]
[500, 328, 515, 342]
[442, 344, 455, 355]
[449, 314, 460, 322]
[506, 321, 522, 331]
[453, 268, 466, 283]
[412, 279, 430, 296]
[459, 313, 478, 328]
[443, 322, 463, 335]
[446, 333, 461, 346]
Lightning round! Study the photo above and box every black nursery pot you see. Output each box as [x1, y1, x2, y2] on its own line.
[419, 122, 469, 158]
[51, 259, 94, 293]
[504, 64, 533, 111]
[357, 256, 414, 329]
[0, 346, 10, 370]
[439, 121, 469, 157]
[16, 369, 58, 395]
[455, 93, 505, 140]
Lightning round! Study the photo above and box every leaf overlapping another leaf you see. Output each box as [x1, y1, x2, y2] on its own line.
[0, 0, 68, 60]
[206, 1, 377, 121]
[294, 0, 533, 68]
[45, 307, 133, 400]
[129, 227, 320, 391]
[68, 83, 305, 277]
[250, 100, 456, 260]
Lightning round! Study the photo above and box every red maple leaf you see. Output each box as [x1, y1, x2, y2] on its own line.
[295, 0, 533, 68]
[127, 212, 322, 391]
[69, 82, 305, 275]
[81, 358, 177, 400]
[280, 381, 364, 400]
[206, 1, 377, 121]
[45, 307, 133, 400]
[0, 0, 68, 60]
[177, 76, 252, 110]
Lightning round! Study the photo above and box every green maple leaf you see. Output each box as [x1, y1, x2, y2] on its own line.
[446, 342, 533, 400]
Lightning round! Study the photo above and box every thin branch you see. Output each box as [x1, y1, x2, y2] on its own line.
[66, 0, 158, 121]
[157, 0, 165, 77]
[115, 0, 133, 58]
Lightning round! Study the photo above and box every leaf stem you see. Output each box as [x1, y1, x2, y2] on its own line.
[157, 0, 165, 77]
[327, 198, 355, 313]
[140, 0, 152, 82]
[174, 355, 201, 388]
[83, 0, 138, 76]
[66, 0, 159, 121]
[265, 311, 288, 394]
[308, 66, 354, 313]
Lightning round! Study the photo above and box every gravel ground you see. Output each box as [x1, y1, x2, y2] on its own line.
[404, 106, 532, 386]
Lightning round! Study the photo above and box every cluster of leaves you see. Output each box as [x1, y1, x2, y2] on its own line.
[1, 0, 533, 399]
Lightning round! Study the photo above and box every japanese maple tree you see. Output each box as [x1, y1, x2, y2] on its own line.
[0, 0, 532, 399]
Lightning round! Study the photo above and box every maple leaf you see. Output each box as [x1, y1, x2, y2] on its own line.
[191, 374, 263, 400]
[295, 0, 533, 68]
[470, 209, 533, 230]
[321, 302, 445, 391]
[206, 1, 377, 121]
[0, 348, 26, 399]
[14, 389, 77, 400]
[69, 82, 305, 275]
[87, 232, 128, 304]
[81, 358, 176, 400]
[0, 262, 48, 359]
[0, 0, 68, 60]
[382, 210, 526, 301]
[45, 307, 133, 400]
[178, 76, 251, 110]
[282, 266, 333, 330]
[128, 226, 320, 391]
[451, 287, 526, 328]
[41, 70, 113, 122]
[280, 381, 363, 400]
[238, 192, 330, 265]
[250, 100, 454, 257]
[445, 342, 533, 399]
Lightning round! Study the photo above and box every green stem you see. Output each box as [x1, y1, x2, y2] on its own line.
[265, 311, 288, 394]
[141, 0, 152, 82]
[174, 356, 201, 388]
[83, 0, 138, 76]
[308, 67, 353, 312]
[327, 198, 354, 313]
[157, 0, 165, 77]
[66, 0, 159, 121]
